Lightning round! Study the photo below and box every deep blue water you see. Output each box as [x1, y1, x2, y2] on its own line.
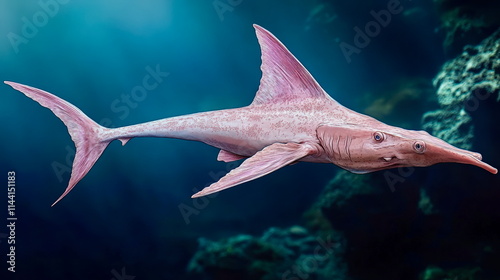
[0, 0, 498, 279]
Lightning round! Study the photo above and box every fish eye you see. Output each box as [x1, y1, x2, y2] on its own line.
[413, 141, 426, 154]
[373, 131, 385, 142]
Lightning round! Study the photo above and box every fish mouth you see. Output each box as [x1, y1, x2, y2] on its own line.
[379, 156, 403, 168]
[382, 156, 396, 162]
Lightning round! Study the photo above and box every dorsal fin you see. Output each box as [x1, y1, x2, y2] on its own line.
[251, 24, 332, 106]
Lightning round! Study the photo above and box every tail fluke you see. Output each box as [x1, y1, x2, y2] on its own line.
[5, 81, 111, 206]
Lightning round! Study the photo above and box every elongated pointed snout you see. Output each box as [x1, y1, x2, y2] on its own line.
[426, 143, 497, 174]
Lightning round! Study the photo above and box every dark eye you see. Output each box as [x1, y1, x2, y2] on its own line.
[413, 141, 426, 153]
[373, 132, 384, 142]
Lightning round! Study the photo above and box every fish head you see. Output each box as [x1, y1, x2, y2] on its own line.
[316, 123, 498, 174]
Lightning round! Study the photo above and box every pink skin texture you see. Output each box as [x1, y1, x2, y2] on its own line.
[5, 25, 497, 206]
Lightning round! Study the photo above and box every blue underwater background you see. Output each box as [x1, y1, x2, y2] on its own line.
[1, 0, 500, 279]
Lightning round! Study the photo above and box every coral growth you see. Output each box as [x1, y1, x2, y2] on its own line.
[188, 226, 346, 280]
[420, 266, 481, 280]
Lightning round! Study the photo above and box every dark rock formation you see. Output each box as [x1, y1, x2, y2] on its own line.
[361, 77, 436, 130]
[419, 265, 481, 280]
[187, 226, 347, 280]
[306, 170, 427, 279]
[434, 0, 500, 56]
[422, 27, 500, 149]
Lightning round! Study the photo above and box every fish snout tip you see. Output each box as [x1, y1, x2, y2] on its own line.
[476, 159, 497, 174]
[471, 156, 497, 174]
[491, 167, 498, 175]
[443, 146, 496, 174]
[468, 153, 497, 174]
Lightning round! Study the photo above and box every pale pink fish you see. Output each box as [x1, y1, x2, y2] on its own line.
[5, 24, 497, 206]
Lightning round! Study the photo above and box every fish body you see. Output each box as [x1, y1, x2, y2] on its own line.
[5, 25, 496, 206]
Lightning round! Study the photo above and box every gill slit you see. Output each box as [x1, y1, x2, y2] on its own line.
[336, 135, 341, 160]
[346, 135, 352, 162]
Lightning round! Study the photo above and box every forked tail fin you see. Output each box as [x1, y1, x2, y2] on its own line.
[5, 81, 112, 206]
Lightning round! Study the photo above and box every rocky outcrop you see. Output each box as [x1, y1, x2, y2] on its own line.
[422, 27, 500, 149]
[306, 170, 427, 279]
[187, 226, 346, 280]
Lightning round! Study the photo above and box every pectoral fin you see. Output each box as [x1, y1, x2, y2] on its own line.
[192, 142, 318, 198]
